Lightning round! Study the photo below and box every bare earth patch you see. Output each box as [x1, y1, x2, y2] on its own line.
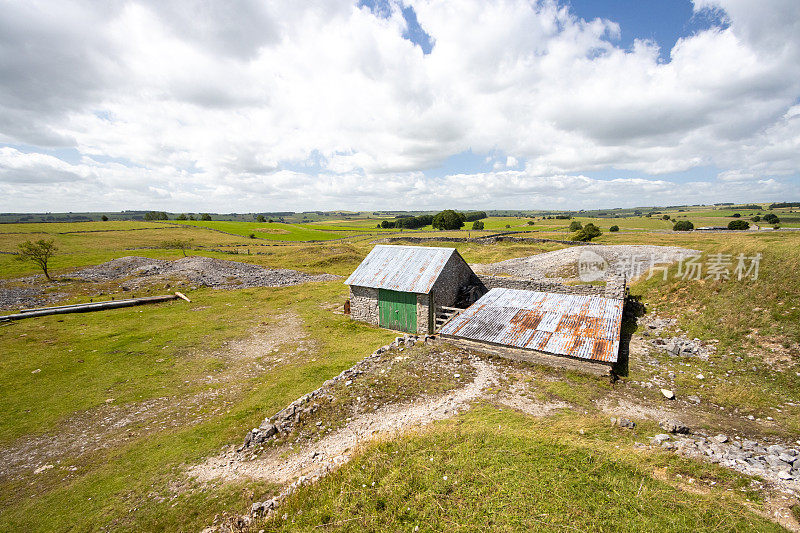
[0, 312, 310, 483]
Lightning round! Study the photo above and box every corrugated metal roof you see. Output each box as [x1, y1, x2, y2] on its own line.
[440, 287, 622, 363]
[345, 245, 457, 294]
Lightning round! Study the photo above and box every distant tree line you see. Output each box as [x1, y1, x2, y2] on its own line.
[144, 211, 169, 221]
[769, 202, 800, 209]
[379, 210, 486, 230]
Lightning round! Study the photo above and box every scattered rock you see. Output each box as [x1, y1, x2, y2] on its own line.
[651, 434, 671, 445]
[660, 389, 675, 400]
[712, 434, 729, 444]
[659, 419, 689, 434]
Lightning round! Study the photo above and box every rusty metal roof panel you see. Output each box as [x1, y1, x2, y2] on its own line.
[344, 245, 457, 294]
[440, 287, 623, 363]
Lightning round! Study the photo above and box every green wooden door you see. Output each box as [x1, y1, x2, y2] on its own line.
[378, 289, 417, 333]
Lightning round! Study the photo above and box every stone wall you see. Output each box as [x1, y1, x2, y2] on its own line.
[477, 275, 626, 300]
[375, 235, 595, 246]
[416, 293, 431, 335]
[349, 285, 379, 326]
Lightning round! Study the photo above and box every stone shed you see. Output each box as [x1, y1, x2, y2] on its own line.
[345, 245, 477, 334]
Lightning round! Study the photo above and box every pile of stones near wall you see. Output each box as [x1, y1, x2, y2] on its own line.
[477, 275, 627, 300]
[649, 336, 716, 360]
[648, 420, 800, 485]
[240, 334, 435, 451]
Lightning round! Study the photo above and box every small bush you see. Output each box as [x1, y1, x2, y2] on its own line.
[727, 220, 750, 230]
[751, 215, 761, 222]
[527, 221, 535, 226]
[505, 224, 511, 228]
[569, 221, 583, 232]
[101, 215, 108, 221]
[572, 223, 601, 242]
[200, 213, 212, 221]
[472, 220, 485, 230]
[609, 225, 619, 232]
[732, 213, 741, 218]
[256, 215, 266, 222]
[673, 220, 694, 231]
[249, 233, 256, 239]
[662, 214, 670, 220]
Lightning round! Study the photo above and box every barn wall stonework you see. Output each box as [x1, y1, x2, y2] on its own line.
[349, 285, 379, 326]
[432, 253, 476, 309]
[416, 293, 431, 335]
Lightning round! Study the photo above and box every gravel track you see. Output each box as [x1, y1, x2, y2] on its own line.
[472, 244, 699, 282]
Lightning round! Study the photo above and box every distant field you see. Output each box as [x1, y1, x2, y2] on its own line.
[172, 220, 362, 241]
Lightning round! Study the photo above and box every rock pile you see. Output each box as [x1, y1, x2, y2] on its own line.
[648, 419, 800, 487]
[650, 335, 715, 360]
[240, 334, 436, 451]
[71, 256, 338, 289]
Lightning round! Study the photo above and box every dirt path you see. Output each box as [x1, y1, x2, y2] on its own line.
[191, 356, 501, 485]
[0, 313, 310, 482]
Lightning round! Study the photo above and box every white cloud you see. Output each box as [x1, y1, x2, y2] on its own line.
[0, 0, 799, 211]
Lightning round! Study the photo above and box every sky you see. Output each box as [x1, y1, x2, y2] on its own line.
[0, 0, 799, 213]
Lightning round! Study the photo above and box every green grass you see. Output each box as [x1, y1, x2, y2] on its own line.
[172, 220, 361, 241]
[256, 407, 779, 532]
[0, 281, 397, 531]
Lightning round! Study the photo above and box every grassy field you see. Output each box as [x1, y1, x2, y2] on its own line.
[172, 220, 365, 241]
[257, 407, 780, 532]
[1, 218, 799, 531]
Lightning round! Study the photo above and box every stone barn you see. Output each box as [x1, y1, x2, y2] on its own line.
[345, 245, 478, 334]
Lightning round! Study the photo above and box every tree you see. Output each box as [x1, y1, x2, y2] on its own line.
[160, 238, 193, 257]
[751, 215, 761, 222]
[145, 211, 168, 221]
[472, 220, 484, 230]
[672, 220, 694, 231]
[728, 220, 750, 230]
[200, 213, 212, 221]
[17, 239, 58, 281]
[732, 213, 741, 218]
[432, 210, 465, 230]
[256, 215, 266, 222]
[176, 213, 188, 221]
[609, 225, 619, 232]
[568, 220, 583, 232]
[763, 213, 780, 224]
[572, 223, 601, 242]
[189, 214, 195, 220]
[662, 214, 671, 220]
[268, 218, 274, 223]
[101, 215, 109, 221]
[527, 220, 535, 226]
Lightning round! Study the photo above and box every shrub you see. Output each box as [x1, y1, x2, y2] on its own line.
[568, 221, 583, 232]
[200, 213, 212, 221]
[662, 214, 670, 220]
[609, 225, 619, 232]
[160, 238, 193, 257]
[527, 221, 535, 226]
[572, 223, 602, 242]
[101, 215, 109, 221]
[472, 220, 485, 230]
[176, 213, 188, 221]
[727, 220, 750, 230]
[673, 220, 694, 231]
[751, 215, 761, 222]
[432, 210, 465, 230]
[248, 233, 256, 239]
[732, 213, 741, 218]
[505, 224, 511, 228]
[256, 215, 266, 222]
[763, 213, 780, 224]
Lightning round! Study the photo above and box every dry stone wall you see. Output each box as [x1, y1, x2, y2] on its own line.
[349, 286, 379, 326]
